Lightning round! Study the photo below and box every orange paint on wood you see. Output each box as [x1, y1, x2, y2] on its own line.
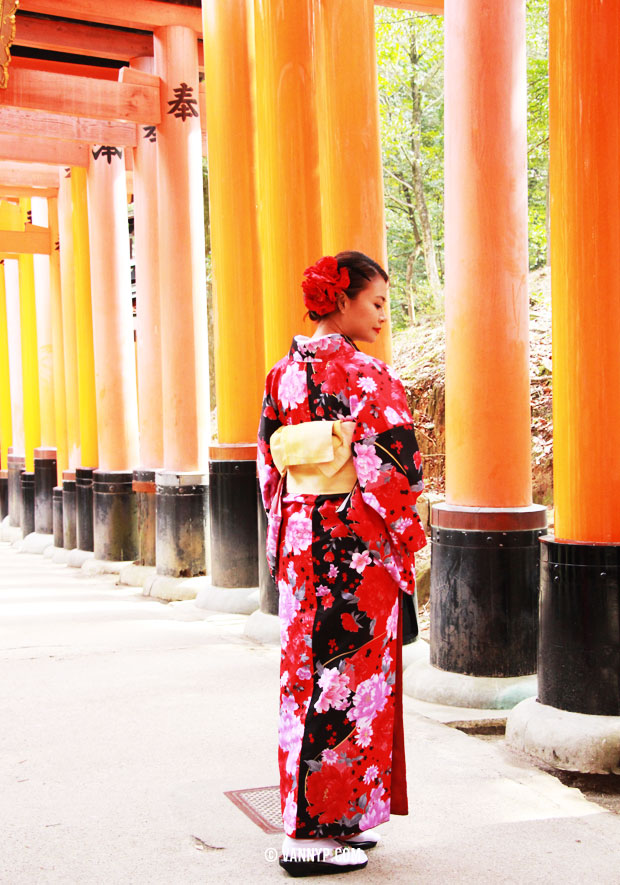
[0, 227, 51, 255]
[0, 68, 161, 125]
[0, 132, 88, 167]
[202, 0, 265, 444]
[155, 25, 209, 470]
[376, 0, 443, 12]
[254, 0, 322, 372]
[0, 187, 58, 198]
[57, 172, 81, 469]
[0, 163, 60, 188]
[0, 107, 137, 146]
[444, 0, 531, 508]
[317, 0, 392, 364]
[19, 0, 202, 33]
[550, 0, 620, 543]
[87, 148, 138, 471]
[131, 56, 163, 468]
[14, 12, 153, 60]
[47, 196, 68, 481]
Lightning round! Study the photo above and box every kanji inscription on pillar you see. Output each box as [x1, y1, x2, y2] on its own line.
[167, 83, 199, 122]
[92, 146, 123, 164]
[143, 126, 157, 143]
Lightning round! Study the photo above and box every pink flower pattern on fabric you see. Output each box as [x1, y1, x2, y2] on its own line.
[285, 511, 313, 554]
[353, 442, 383, 485]
[347, 673, 392, 724]
[279, 361, 307, 411]
[316, 667, 351, 713]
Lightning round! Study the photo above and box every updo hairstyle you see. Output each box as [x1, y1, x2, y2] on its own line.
[306, 251, 389, 322]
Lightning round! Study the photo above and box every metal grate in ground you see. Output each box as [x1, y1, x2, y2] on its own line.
[224, 786, 283, 834]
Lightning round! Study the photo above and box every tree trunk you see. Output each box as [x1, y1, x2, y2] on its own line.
[406, 251, 417, 324]
[409, 22, 442, 307]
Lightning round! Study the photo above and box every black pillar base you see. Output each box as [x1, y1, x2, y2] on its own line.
[20, 471, 35, 537]
[539, 536, 620, 716]
[76, 467, 94, 552]
[7, 453, 25, 527]
[53, 486, 63, 548]
[62, 471, 77, 550]
[133, 469, 156, 566]
[156, 470, 208, 578]
[93, 470, 138, 561]
[257, 484, 277, 614]
[0, 470, 8, 520]
[430, 504, 547, 677]
[209, 459, 258, 588]
[34, 447, 57, 534]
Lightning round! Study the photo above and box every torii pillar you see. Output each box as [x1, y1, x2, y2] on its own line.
[57, 171, 81, 551]
[87, 146, 139, 562]
[0, 259, 12, 521]
[48, 197, 69, 550]
[4, 256, 24, 528]
[406, 0, 547, 709]
[153, 25, 210, 582]
[202, 0, 271, 613]
[18, 199, 41, 538]
[31, 197, 57, 539]
[71, 167, 99, 555]
[131, 56, 163, 569]
[508, 0, 620, 771]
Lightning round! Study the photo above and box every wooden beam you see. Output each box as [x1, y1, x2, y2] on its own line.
[375, 0, 443, 12]
[0, 67, 161, 124]
[0, 186, 58, 199]
[0, 133, 89, 167]
[0, 107, 138, 146]
[0, 226, 52, 255]
[14, 12, 153, 61]
[0, 163, 63, 188]
[18, 1, 203, 33]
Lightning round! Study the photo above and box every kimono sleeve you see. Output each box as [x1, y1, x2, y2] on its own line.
[257, 373, 283, 514]
[345, 359, 426, 594]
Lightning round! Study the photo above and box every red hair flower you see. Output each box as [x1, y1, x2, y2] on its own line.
[301, 256, 350, 317]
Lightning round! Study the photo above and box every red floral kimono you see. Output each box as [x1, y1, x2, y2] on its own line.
[258, 333, 426, 838]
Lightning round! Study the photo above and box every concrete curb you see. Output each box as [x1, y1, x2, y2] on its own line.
[142, 573, 204, 602]
[506, 696, 620, 774]
[67, 549, 95, 569]
[194, 583, 260, 615]
[81, 558, 136, 577]
[17, 532, 54, 555]
[404, 658, 537, 710]
[118, 563, 156, 587]
[0, 516, 22, 544]
[402, 637, 431, 669]
[243, 609, 280, 644]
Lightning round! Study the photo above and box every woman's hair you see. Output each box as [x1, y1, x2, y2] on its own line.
[307, 251, 388, 322]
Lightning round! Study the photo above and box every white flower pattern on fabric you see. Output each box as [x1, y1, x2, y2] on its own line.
[315, 667, 351, 713]
[279, 362, 307, 411]
[283, 789, 298, 834]
[384, 406, 402, 426]
[358, 377, 377, 394]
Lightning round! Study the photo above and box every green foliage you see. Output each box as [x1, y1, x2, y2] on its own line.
[376, 2, 550, 327]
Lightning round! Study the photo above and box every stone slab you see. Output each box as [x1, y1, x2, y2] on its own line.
[404, 658, 537, 710]
[507, 696, 620, 774]
[17, 532, 54, 555]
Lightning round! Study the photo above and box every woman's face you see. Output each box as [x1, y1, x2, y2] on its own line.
[338, 275, 388, 343]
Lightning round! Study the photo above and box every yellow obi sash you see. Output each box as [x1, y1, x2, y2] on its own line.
[270, 420, 357, 495]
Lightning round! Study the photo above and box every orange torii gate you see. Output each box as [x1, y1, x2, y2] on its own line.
[2, 0, 616, 772]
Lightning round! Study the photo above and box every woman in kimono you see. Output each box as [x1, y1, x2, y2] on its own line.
[258, 252, 426, 877]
